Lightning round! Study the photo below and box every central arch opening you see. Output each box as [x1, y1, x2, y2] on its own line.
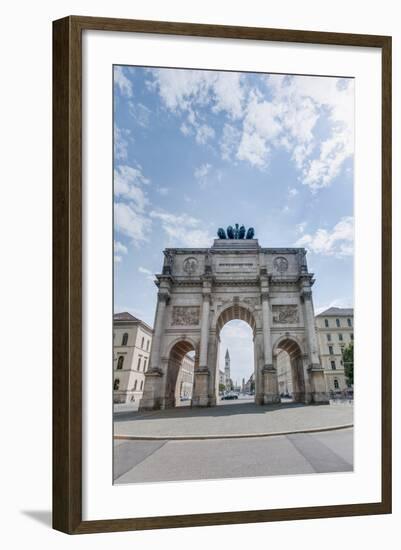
[215, 305, 256, 405]
[274, 338, 306, 403]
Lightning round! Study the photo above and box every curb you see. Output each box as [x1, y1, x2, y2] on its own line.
[114, 423, 354, 442]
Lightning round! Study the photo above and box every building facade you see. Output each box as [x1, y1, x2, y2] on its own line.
[140, 233, 329, 410]
[315, 307, 354, 393]
[276, 350, 294, 396]
[113, 312, 153, 404]
[175, 353, 195, 401]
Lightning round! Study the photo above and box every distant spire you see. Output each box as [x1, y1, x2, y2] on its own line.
[225, 349, 230, 359]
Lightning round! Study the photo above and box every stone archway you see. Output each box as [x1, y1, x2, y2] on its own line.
[139, 236, 329, 410]
[165, 339, 198, 408]
[273, 336, 306, 403]
[212, 303, 258, 403]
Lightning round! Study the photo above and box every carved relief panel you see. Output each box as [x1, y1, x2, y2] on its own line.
[272, 305, 299, 324]
[172, 306, 200, 326]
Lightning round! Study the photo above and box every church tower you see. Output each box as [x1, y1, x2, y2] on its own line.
[224, 349, 231, 391]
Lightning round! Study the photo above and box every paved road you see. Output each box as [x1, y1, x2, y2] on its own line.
[114, 401, 353, 438]
[114, 427, 353, 484]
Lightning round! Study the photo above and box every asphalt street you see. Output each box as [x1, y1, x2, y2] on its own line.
[114, 427, 353, 484]
[114, 399, 353, 438]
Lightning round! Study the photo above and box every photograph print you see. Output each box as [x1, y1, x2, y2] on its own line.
[112, 64, 354, 485]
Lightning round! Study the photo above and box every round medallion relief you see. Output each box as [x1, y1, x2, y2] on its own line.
[273, 256, 288, 273]
[183, 257, 198, 275]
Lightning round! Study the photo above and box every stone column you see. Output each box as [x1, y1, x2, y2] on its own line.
[199, 293, 210, 368]
[261, 292, 273, 367]
[302, 289, 329, 404]
[302, 290, 320, 367]
[206, 329, 218, 407]
[139, 291, 169, 410]
[261, 291, 280, 404]
[192, 289, 211, 407]
[254, 330, 264, 405]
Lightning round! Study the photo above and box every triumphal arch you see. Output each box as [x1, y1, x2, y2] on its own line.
[139, 225, 329, 410]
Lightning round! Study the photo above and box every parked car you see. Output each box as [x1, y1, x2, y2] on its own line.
[222, 392, 239, 400]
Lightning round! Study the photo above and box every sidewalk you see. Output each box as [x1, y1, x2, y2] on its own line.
[114, 401, 353, 439]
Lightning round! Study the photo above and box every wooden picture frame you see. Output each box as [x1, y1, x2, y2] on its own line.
[53, 15, 392, 534]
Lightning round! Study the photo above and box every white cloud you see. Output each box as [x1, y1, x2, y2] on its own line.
[194, 163, 212, 187]
[150, 210, 213, 247]
[114, 66, 133, 98]
[296, 221, 307, 234]
[138, 266, 152, 275]
[150, 68, 244, 119]
[288, 187, 299, 197]
[195, 124, 215, 144]
[138, 266, 154, 281]
[149, 68, 244, 149]
[295, 216, 354, 257]
[114, 165, 149, 212]
[268, 75, 354, 189]
[220, 123, 241, 161]
[147, 69, 353, 190]
[234, 74, 353, 187]
[302, 130, 353, 190]
[114, 202, 151, 244]
[114, 241, 128, 255]
[129, 102, 151, 127]
[211, 72, 244, 119]
[114, 127, 131, 161]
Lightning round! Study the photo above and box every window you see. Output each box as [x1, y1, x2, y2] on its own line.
[339, 333, 343, 341]
[334, 379, 339, 389]
[331, 360, 336, 370]
[347, 318, 352, 327]
[328, 345, 334, 355]
[117, 356, 124, 370]
[140, 380, 144, 390]
[141, 336, 144, 349]
[351, 333, 354, 340]
[133, 379, 138, 391]
[137, 356, 142, 370]
[326, 333, 331, 342]
[146, 340, 150, 351]
[114, 379, 120, 391]
[143, 358, 147, 371]
[336, 318, 340, 327]
[122, 332, 128, 346]
[324, 319, 329, 328]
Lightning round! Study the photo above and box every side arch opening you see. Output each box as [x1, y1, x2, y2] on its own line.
[274, 337, 306, 403]
[165, 340, 197, 408]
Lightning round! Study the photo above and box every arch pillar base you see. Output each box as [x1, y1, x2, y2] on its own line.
[262, 364, 281, 405]
[192, 367, 211, 407]
[309, 367, 330, 404]
[138, 368, 164, 411]
[255, 394, 264, 406]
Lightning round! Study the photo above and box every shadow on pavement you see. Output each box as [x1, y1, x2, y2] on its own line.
[114, 401, 316, 423]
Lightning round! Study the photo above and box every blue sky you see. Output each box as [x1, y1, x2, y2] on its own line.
[113, 66, 354, 382]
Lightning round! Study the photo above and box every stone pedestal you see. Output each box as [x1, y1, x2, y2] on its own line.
[309, 367, 330, 404]
[138, 369, 164, 410]
[192, 368, 211, 407]
[262, 365, 280, 404]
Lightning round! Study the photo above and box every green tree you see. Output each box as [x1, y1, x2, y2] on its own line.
[343, 342, 354, 386]
[219, 383, 226, 393]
